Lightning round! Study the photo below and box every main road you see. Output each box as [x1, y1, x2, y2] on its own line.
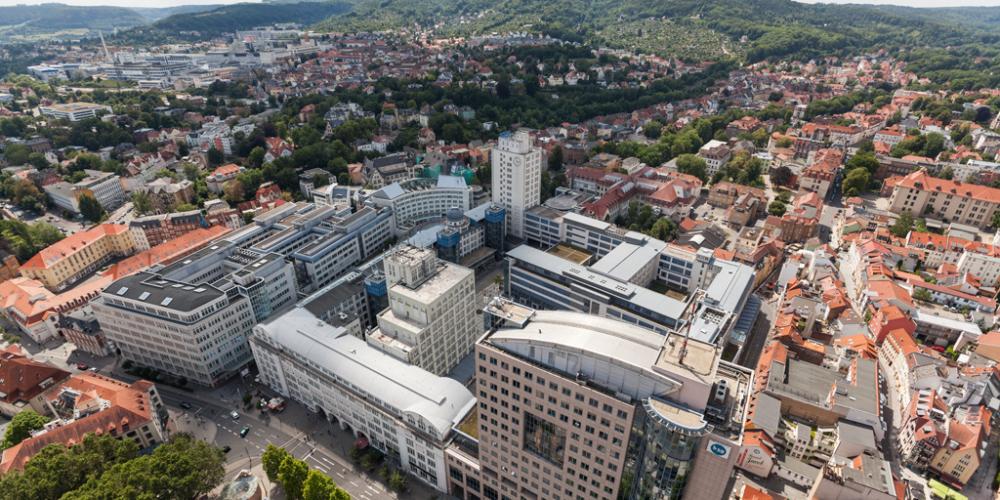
[156, 383, 416, 500]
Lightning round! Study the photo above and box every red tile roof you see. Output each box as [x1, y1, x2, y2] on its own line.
[0, 345, 70, 407]
[21, 224, 129, 270]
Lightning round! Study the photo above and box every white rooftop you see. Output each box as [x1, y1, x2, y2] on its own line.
[256, 307, 475, 438]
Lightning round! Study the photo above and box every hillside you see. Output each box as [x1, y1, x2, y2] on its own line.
[0, 3, 147, 42]
[121, 2, 350, 43]
[315, 0, 998, 64]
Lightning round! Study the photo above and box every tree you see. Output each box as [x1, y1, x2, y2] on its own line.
[548, 145, 564, 170]
[262, 445, 291, 481]
[77, 193, 105, 223]
[1, 410, 48, 449]
[61, 433, 223, 500]
[182, 162, 201, 182]
[223, 179, 246, 204]
[10, 178, 45, 212]
[842, 168, 870, 197]
[302, 469, 337, 500]
[0, 219, 64, 262]
[643, 121, 662, 139]
[675, 154, 707, 182]
[388, 470, 407, 493]
[769, 165, 793, 186]
[278, 455, 309, 500]
[913, 288, 932, 302]
[248, 146, 266, 168]
[649, 218, 677, 241]
[207, 146, 224, 167]
[0, 433, 139, 499]
[768, 200, 787, 216]
[313, 173, 330, 189]
[846, 152, 880, 176]
[890, 210, 915, 238]
[131, 191, 153, 215]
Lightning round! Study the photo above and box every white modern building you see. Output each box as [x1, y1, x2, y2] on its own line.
[250, 306, 476, 492]
[43, 169, 126, 214]
[368, 176, 473, 235]
[367, 246, 479, 375]
[39, 103, 112, 122]
[92, 272, 257, 386]
[76, 169, 127, 211]
[492, 130, 542, 239]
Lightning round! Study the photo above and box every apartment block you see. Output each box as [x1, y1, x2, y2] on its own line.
[129, 210, 209, 250]
[889, 170, 1000, 229]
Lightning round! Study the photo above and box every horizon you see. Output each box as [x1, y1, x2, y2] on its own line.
[1, 0, 1000, 8]
[0, 0, 259, 7]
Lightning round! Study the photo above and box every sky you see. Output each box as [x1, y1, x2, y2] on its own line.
[0, 0, 998, 7]
[0, 0, 258, 6]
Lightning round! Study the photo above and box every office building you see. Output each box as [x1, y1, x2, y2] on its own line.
[368, 175, 473, 234]
[220, 202, 392, 294]
[92, 272, 258, 386]
[367, 246, 479, 375]
[250, 306, 476, 492]
[492, 130, 542, 239]
[44, 169, 127, 215]
[506, 242, 754, 345]
[444, 300, 751, 500]
[38, 103, 111, 122]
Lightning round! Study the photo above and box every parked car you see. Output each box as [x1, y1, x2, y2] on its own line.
[222, 446, 231, 453]
[179, 402, 193, 410]
[76, 362, 89, 370]
[230, 410, 240, 420]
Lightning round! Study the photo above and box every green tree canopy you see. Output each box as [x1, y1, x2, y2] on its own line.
[675, 154, 707, 182]
[890, 210, 915, 238]
[0, 410, 48, 450]
[77, 193, 105, 223]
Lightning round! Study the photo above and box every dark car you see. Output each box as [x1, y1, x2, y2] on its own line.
[221, 445, 231, 453]
[179, 402, 193, 410]
[240, 426, 251, 438]
[76, 363, 89, 370]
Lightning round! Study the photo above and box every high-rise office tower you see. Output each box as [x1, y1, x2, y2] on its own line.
[492, 130, 542, 239]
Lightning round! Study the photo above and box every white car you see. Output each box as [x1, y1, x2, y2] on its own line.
[230, 410, 240, 420]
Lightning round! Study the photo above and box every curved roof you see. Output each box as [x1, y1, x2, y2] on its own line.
[256, 307, 474, 438]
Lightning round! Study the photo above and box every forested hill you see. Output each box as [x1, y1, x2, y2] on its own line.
[314, 0, 1000, 65]
[118, 2, 351, 43]
[0, 4, 147, 40]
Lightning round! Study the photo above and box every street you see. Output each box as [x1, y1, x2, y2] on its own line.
[156, 379, 431, 500]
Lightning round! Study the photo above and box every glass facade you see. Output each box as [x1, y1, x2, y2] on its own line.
[622, 398, 708, 500]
